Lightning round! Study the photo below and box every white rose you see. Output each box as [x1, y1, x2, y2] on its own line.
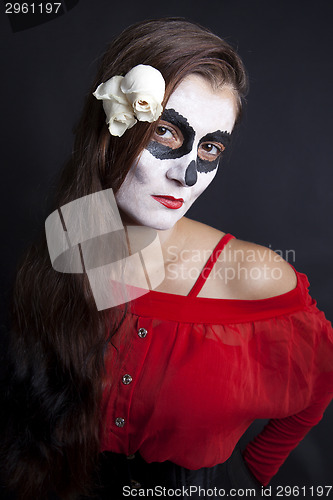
[103, 100, 136, 137]
[120, 65, 165, 122]
[93, 65, 165, 136]
[93, 75, 128, 105]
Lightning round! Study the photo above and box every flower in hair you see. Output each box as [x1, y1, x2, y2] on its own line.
[93, 65, 165, 137]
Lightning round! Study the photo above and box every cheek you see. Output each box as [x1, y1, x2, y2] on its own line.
[192, 170, 218, 198]
[146, 140, 175, 160]
[124, 150, 164, 186]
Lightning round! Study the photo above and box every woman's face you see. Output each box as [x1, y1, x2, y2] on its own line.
[115, 74, 238, 230]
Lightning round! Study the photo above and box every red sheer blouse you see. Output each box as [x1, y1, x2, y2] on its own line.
[100, 234, 333, 486]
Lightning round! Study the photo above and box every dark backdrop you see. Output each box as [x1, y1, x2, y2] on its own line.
[1, 0, 332, 494]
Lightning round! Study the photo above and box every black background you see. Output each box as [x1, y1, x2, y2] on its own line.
[0, 0, 332, 494]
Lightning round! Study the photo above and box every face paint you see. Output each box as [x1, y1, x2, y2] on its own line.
[147, 108, 195, 160]
[185, 160, 197, 186]
[197, 131, 231, 173]
[147, 111, 232, 180]
[115, 74, 237, 230]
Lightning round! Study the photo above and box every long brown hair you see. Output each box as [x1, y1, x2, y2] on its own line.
[0, 18, 247, 499]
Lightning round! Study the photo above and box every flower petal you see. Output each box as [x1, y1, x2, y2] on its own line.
[103, 101, 136, 137]
[108, 119, 131, 137]
[121, 65, 165, 103]
[134, 101, 163, 122]
[93, 76, 127, 105]
[93, 64, 165, 137]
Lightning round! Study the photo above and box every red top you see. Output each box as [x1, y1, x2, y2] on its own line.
[100, 234, 333, 486]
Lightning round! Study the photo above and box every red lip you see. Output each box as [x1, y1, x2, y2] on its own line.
[152, 195, 184, 210]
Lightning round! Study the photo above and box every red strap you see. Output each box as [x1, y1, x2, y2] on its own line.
[188, 233, 235, 298]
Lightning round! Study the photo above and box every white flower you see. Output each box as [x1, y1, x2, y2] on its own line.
[102, 100, 136, 137]
[93, 75, 136, 137]
[93, 75, 127, 105]
[93, 64, 165, 136]
[121, 65, 165, 122]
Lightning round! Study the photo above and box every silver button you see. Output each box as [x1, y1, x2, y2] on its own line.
[138, 327, 147, 338]
[122, 374, 133, 385]
[115, 417, 125, 428]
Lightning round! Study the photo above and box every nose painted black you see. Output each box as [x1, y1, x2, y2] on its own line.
[185, 160, 198, 186]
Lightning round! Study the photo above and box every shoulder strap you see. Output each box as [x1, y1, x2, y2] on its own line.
[188, 233, 235, 298]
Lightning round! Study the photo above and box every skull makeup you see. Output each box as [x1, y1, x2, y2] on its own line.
[115, 74, 237, 230]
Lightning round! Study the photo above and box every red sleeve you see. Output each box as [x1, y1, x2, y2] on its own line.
[243, 300, 333, 486]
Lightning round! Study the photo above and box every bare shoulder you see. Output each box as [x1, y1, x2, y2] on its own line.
[228, 238, 297, 299]
[160, 217, 226, 295]
[180, 217, 225, 250]
[168, 219, 297, 300]
[199, 236, 298, 300]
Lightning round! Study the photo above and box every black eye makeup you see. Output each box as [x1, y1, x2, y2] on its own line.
[197, 131, 231, 173]
[146, 109, 232, 185]
[146, 108, 195, 160]
[154, 123, 183, 150]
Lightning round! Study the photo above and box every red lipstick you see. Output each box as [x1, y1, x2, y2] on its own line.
[152, 195, 184, 209]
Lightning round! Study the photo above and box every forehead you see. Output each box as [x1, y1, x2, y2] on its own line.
[165, 74, 237, 135]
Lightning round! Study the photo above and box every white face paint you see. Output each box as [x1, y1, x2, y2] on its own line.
[115, 74, 237, 230]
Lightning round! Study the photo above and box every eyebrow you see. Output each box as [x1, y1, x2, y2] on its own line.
[200, 131, 231, 147]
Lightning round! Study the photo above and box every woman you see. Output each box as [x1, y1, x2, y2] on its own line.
[1, 18, 332, 500]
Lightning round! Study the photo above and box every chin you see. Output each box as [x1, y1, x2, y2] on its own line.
[138, 216, 178, 231]
[121, 210, 180, 231]
[150, 220, 178, 231]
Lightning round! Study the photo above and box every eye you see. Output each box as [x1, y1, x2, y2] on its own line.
[152, 121, 183, 149]
[198, 142, 225, 161]
[155, 126, 174, 139]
